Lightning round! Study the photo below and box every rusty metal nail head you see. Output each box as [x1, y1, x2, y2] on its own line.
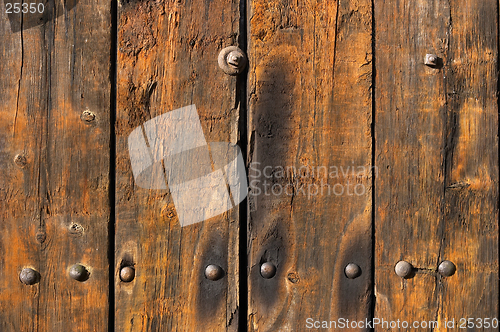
[218, 46, 247, 76]
[81, 110, 96, 123]
[19, 268, 39, 285]
[345, 263, 362, 279]
[227, 52, 243, 68]
[205, 264, 224, 281]
[260, 262, 277, 279]
[395, 260, 413, 278]
[438, 260, 456, 277]
[35, 231, 46, 244]
[69, 264, 89, 282]
[287, 272, 300, 283]
[424, 54, 438, 67]
[120, 266, 135, 282]
[14, 154, 27, 168]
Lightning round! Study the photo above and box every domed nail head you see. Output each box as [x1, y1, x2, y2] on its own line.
[120, 266, 135, 282]
[260, 262, 277, 279]
[205, 264, 225, 281]
[438, 260, 456, 277]
[345, 263, 362, 279]
[69, 264, 90, 282]
[19, 268, 39, 285]
[395, 261, 413, 278]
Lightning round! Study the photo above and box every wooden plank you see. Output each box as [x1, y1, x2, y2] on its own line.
[439, 0, 498, 326]
[115, 1, 242, 331]
[374, 0, 498, 329]
[247, 0, 373, 330]
[0, 1, 111, 331]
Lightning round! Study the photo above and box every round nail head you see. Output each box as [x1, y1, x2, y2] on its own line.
[438, 260, 456, 277]
[14, 154, 27, 168]
[69, 264, 89, 282]
[395, 261, 413, 278]
[120, 266, 135, 282]
[205, 264, 224, 281]
[345, 263, 362, 279]
[218, 46, 247, 75]
[19, 268, 39, 285]
[287, 272, 300, 283]
[81, 110, 95, 123]
[260, 262, 277, 279]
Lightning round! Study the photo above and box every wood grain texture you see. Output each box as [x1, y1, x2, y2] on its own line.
[439, 0, 498, 326]
[0, 0, 498, 330]
[0, 1, 111, 331]
[115, 0, 242, 331]
[374, 0, 498, 329]
[247, 0, 373, 330]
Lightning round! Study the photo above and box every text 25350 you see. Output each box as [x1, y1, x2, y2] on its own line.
[5, 3, 45, 14]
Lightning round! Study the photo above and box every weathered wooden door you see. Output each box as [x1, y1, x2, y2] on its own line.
[0, 0, 498, 331]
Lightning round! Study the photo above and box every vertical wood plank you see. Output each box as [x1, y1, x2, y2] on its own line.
[374, 0, 498, 329]
[247, 0, 373, 330]
[374, 0, 449, 325]
[0, 1, 111, 331]
[440, 0, 498, 325]
[115, 1, 241, 331]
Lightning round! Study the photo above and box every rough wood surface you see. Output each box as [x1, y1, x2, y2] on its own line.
[0, 1, 111, 331]
[247, 0, 373, 330]
[374, 0, 498, 329]
[1, 0, 499, 330]
[115, 0, 242, 331]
